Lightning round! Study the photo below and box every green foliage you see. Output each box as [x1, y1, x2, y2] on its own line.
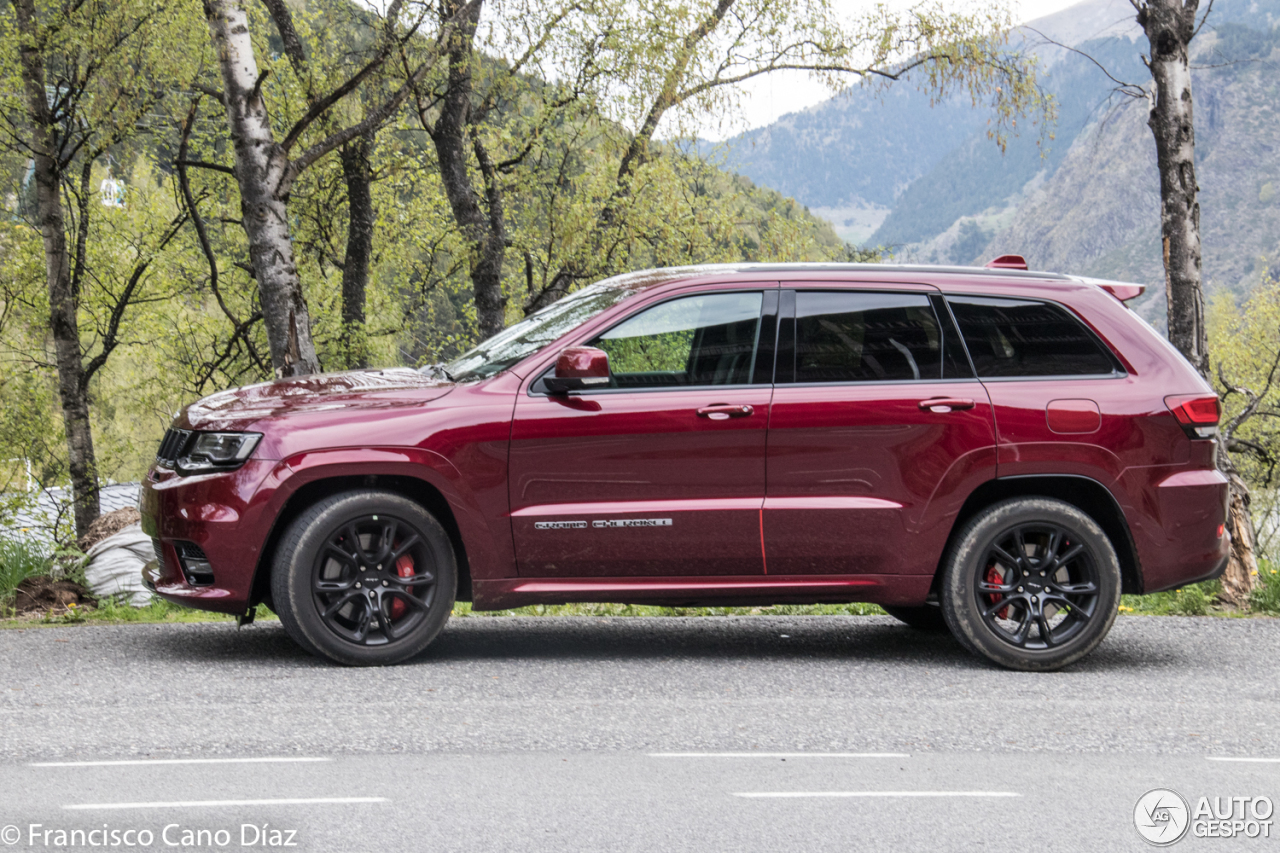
[1251, 560, 1280, 615]
[1210, 275, 1280, 492]
[0, 536, 51, 611]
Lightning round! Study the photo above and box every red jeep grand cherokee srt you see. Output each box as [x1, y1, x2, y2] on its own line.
[140, 263, 1228, 670]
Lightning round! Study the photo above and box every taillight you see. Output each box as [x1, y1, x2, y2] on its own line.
[1164, 394, 1220, 439]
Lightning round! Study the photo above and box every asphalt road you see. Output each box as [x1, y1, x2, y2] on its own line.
[2, 614, 1278, 852]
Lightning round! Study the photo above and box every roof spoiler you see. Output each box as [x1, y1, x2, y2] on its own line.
[1079, 276, 1146, 303]
[985, 254, 1028, 270]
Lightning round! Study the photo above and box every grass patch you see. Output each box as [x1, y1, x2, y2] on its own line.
[1118, 580, 1251, 617]
[0, 597, 275, 629]
[0, 537, 53, 610]
[1250, 560, 1280, 615]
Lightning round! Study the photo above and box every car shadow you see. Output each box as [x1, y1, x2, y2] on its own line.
[423, 616, 1174, 672]
[150, 615, 1176, 673]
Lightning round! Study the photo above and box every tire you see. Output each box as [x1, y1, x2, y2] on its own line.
[940, 497, 1121, 671]
[271, 490, 457, 666]
[882, 605, 949, 632]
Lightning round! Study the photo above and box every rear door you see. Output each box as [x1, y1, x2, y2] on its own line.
[509, 288, 778, 577]
[763, 288, 997, 576]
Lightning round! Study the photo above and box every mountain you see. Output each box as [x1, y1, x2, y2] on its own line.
[716, 0, 1280, 323]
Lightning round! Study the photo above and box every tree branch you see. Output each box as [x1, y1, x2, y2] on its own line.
[176, 159, 236, 176]
[284, 0, 479, 183]
[1022, 27, 1148, 98]
[81, 210, 188, 385]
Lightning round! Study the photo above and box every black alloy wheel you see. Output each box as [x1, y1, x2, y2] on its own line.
[940, 497, 1121, 671]
[973, 522, 1101, 650]
[272, 491, 457, 666]
[312, 514, 438, 646]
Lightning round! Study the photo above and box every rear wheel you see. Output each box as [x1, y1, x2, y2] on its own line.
[881, 605, 948, 632]
[271, 490, 456, 666]
[940, 497, 1120, 671]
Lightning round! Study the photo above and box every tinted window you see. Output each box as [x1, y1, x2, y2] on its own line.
[589, 292, 763, 388]
[793, 292, 954, 383]
[947, 296, 1116, 377]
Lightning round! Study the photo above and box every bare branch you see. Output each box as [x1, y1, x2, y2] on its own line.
[175, 159, 235, 176]
[1023, 27, 1147, 98]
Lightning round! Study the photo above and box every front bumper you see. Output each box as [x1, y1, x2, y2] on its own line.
[140, 459, 282, 614]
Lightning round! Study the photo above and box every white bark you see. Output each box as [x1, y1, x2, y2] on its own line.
[203, 0, 320, 377]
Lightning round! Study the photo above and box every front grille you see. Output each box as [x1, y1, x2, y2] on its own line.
[155, 428, 192, 467]
[175, 541, 215, 586]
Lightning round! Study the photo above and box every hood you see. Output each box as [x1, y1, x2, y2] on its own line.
[183, 369, 455, 431]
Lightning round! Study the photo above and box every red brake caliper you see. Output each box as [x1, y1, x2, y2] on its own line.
[985, 563, 1010, 620]
[389, 550, 414, 620]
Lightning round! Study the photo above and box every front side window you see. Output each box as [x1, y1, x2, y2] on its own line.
[947, 296, 1118, 377]
[446, 282, 640, 381]
[792, 291, 959, 383]
[587, 291, 764, 388]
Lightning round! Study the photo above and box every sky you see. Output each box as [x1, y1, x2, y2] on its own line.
[698, 0, 1085, 140]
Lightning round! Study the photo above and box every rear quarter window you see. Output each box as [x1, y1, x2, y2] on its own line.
[946, 296, 1119, 378]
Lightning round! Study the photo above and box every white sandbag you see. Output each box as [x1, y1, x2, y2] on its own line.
[84, 523, 155, 607]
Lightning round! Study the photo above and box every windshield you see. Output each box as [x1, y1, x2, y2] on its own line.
[445, 282, 640, 381]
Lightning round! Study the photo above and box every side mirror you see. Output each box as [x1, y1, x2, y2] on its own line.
[544, 346, 610, 394]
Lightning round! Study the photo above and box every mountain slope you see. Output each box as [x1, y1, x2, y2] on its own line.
[717, 0, 1280, 319]
[980, 27, 1280, 322]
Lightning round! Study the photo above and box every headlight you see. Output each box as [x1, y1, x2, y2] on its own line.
[176, 432, 262, 475]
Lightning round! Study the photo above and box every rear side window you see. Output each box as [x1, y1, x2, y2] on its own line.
[792, 291, 966, 383]
[946, 296, 1118, 378]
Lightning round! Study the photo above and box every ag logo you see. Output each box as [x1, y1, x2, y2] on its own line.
[1134, 788, 1191, 845]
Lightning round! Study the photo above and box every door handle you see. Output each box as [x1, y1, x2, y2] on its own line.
[918, 397, 975, 412]
[697, 404, 754, 420]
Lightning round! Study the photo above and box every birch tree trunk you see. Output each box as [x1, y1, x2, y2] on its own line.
[203, 0, 321, 377]
[14, 0, 100, 538]
[1136, 0, 1256, 605]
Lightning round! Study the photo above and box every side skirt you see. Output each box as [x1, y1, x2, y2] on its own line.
[470, 574, 932, 611]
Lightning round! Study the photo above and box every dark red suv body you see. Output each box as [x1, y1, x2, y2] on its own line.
[140, 264, 1229, 669]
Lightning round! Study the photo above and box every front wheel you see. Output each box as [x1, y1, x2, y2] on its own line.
[940, 498, 1121, 671]
[271, 490, 457, 666]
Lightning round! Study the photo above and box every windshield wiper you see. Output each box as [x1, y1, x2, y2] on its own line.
[418, 363, 455, 382]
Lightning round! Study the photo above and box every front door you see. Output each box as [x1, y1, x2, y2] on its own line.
[510, 289, 777, 577]
[764, 289, 997, 576]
